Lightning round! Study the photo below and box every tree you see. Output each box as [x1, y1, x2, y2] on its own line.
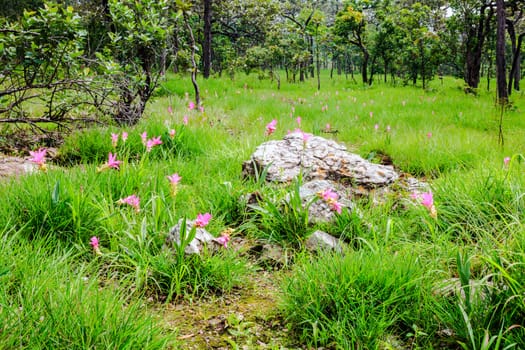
[495, 0, 508, 103]
[334, 5, 370, 84]
[202, 0, 212, 78]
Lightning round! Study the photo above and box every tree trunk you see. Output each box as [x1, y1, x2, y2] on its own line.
[508, 28, 524, 93]
[202, 0, 212, 79]
[464, 4, 493, 91]
[361, 47, 369, 84]
[495, 0, 508, 103]
[184, 13, 200, 107]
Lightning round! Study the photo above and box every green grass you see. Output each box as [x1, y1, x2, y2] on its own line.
[1, 71, 525, 348]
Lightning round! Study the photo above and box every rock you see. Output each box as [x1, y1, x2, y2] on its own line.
[305, 230, 343, 253]
[242, 132, 399, 187]
[288, 179, 352, 223]
[166, 219, 216, 255]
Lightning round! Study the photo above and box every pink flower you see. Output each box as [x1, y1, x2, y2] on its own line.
[183, 116, 189, 125]
[29, 148, 47, 171]
[320, 189, 338, 202]
[369, 111, 373, 118]
[90, 236, 102, 255]
[325, 123, 331, 131]
[168, 105, 173, 114]
[386, 125, 391, 132]
[265, 119, 277, 136]
[302, 132, 312, 143]
[199, 106, 204, 113]
[374, 124, 379, 131]
[118, 194, 140, 212]
[167, 173, 182, 185]
[216, 232, 230, 248]
[121, 132, 128, 142]
[194, 213, 212, 227]
[146, 136, 163, 152]
[427, 132, 432, 139]
[90, 236, 99, 249]
[107, 153, 121, 169]
[141, 132, 148, 145]
[111, 133, 119, 147]
[411, 191, 437, 218]
[504, 157, 511, 166]
[296, 116, 302, 126]
[169, 129, 176, 138]
[188, 101, 195, 110]
[331, 201, 342, 214]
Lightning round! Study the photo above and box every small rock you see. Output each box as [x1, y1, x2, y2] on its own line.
[305, 230, 343, 253]
[166, 219, 215, 255]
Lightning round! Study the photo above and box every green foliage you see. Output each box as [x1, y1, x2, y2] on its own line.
[0, 229, 173, 349]
[280, 249, 430, 348]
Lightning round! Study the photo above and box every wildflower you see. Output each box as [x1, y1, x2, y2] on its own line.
[146, 136, 163, 152]
[117, 194, 140, 212]
[331, 201, 342, 214]
[198, 105, 204, 113]
[121, 132, 128, 143]
[183, 116, 189, 125]
[325, 123, 331, 132]
[194, 213, 212, 228]
[427, 132, 432, 139]
[302, 132, 312, 143]
[169, 129, 176, 138]
[320, 189, 338, 202]
[29, 148, 47, 171]
[296, 116, 301, 126]
[504, 157, 511, 166]
[111, 133, 119, 147]
[188, 101, 195, 110]
[141, 132, 148, 145]
[98, 152, 121, 171]
[167, 173, 181, 195]
[369, 111, 373, 118]
[386, 125, 391, 132]
[265, 119, 277, 136]
[374, 124, 379, 131]
[216, 231, 230, 248]
[411, 191, 437, 218]
[90, 236, 102, 255]
[168, 105, 173, 114]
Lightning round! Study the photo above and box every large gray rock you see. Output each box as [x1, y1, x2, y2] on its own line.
[242, 132, 398, 187]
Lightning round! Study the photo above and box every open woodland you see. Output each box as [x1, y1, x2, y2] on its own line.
[1, 0, 525, 349]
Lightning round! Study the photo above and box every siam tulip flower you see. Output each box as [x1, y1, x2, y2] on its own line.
[198, 105, 204, 113]
[29, 148, 47, 171]
[320, 188, 338, 202]
[168, 105, 173, 114]
[411, 191, 437, 218]
[369, 112, 373, 118]
[386, 125, 391, 132]
[90, 236, 102, 255]
[265, 119, 277, 136]
[195, 213, 212, 228]
[141, 132, 148, 145]
[296, 116, 302, 126]
[98, 152, 122, 171]
[331, 201, 342, 214]
[146, 136, 163, 152]
[188, 101, 195, 110]
[215, 231, 230, 248]
[111, 133, 119, 147]
[325, 123, 331, 132]
[169, 129, 176, 139]
[183, 116, 189, 125]
[167, 173, 181, 195]
[121, 132, 128, 143]
[374, 124, 379, 131]
[117, 194, 140, 212]
[302, 132, 312, 144]
[427, 132, 432, 139]
[504, 157, 511, 167]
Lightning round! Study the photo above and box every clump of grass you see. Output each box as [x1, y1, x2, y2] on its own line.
[0, 227, 174, 349]
[280, 248, 432, 348]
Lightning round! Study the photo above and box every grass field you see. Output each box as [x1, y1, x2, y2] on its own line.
[1, 71, 524, 349]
